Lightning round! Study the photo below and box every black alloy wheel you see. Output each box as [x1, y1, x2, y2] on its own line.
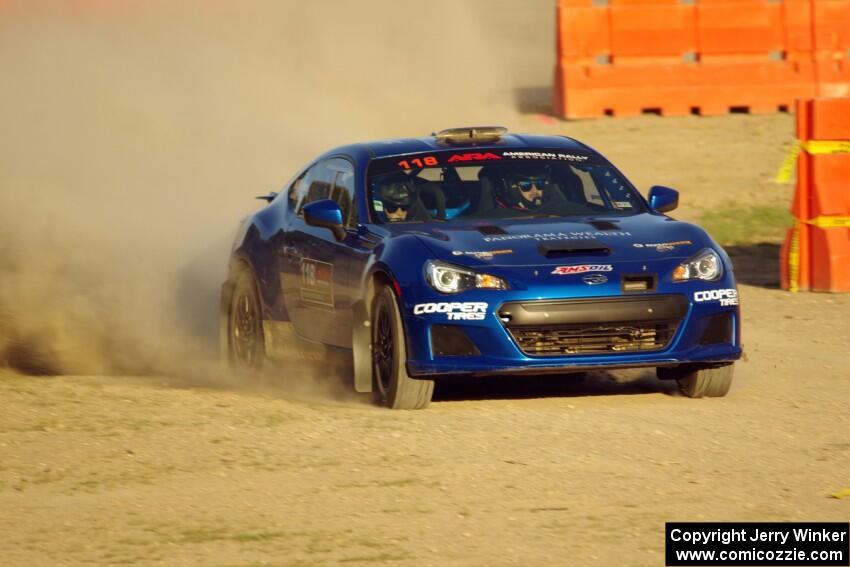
[229, 270, 265, 370]
[373, 301, 395, 398]
[371, 285, 434, 409]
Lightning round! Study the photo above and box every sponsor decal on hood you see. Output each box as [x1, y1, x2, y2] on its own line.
[483, 231, 631, 243]
[582, 274, 608, 285]
[633, 240, 692, 252]
[552, 264, 614, 275]
[451, 249, 513, 260]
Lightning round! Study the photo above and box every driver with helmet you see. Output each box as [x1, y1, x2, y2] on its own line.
[377, 173, 430, 222]
[495, 164, 562, 211]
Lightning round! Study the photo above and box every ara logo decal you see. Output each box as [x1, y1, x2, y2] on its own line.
[694, 289, 738, 306]
[412, 302, 488, 321]
[447, 152, 502, 163]
[551, 264, 613, 275]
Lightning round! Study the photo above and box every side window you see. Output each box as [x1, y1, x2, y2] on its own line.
[590, 166, 641, 211]
[287, 170, 307, 210]
[296, 157, 357, 227]
[297, 161, 335, 216]
[306, 174, 333, 204]
[330, 160, 356, 227]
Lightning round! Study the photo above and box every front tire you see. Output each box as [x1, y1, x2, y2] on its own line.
[659, 364, 734, 398]
[228, 270, 265, 371]
[371, 285, 434, 409]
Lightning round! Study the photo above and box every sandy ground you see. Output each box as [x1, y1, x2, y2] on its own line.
[1, 2, 848, 566]
[2, 284, 849, 566]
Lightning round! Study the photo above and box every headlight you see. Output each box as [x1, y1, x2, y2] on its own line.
[672, 249, 723, 282]
[425, 261, 509, 294]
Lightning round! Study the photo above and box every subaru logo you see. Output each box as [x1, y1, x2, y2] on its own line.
[582, 274, 608, 285]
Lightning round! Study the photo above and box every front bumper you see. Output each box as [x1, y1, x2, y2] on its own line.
[401, 289, 741, 378]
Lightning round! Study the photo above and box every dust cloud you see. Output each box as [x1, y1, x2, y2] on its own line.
[0, 1, 554, 381]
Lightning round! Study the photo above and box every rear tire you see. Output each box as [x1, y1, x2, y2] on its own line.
[668, 364, 734, 398]
[228, 270, 265, 371]
[371, 285, 433, 409]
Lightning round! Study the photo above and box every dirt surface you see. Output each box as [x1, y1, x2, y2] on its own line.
[2, 286, 850, 566]
[1, 2, 848, 566]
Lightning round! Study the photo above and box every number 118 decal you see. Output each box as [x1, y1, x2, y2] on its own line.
[299, 258, 334, 309]
[397, 156, 438, 169]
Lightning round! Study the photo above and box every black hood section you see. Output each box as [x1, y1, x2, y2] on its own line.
[475, 225, 508, 236]
[587, 219, 620, 231]
[537, 239, 611, 258]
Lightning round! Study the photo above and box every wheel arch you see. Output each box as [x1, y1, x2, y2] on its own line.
[352, 266, 399, 393]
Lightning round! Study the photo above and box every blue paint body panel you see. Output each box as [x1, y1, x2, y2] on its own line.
[223, 131, 742, 379]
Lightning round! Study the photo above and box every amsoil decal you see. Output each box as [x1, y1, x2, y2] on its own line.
[300, 258, 334, 308]
[552, 264, 613, 275]
[413, 302, 488, 321]
[483, 231, 631, 243]
[694, 288, 738, 306]
[447, 152, 502, 163]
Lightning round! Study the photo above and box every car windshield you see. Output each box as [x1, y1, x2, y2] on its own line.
[367, 149, 646, 224]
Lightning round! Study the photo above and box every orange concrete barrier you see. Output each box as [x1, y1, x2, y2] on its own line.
[554, 0, 850, 119]
[781, 97, 850, 292]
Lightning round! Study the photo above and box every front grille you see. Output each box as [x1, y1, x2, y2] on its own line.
[508, 320, 679, 356]
[498, 296, 687, 357]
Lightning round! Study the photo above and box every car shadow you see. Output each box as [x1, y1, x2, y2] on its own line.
[724, 243, 781, 289]
[433, 369, 679, 402]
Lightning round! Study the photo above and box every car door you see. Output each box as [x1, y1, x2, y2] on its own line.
[280, 157, 356, 347]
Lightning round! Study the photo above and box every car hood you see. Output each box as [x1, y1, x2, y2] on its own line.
[392, 214, 709, 269]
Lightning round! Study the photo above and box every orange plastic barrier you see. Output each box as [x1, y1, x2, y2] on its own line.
[813, 0, 850, 97]
[780, 98, 850, 292]
[813, 0, 850, 54]
[554, 0, 850, 119]
[556, 59, 815, 118]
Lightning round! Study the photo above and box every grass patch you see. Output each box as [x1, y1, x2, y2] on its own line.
[701, 204, 793, 246]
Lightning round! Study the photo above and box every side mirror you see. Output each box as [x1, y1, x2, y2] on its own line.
[304, 199, 346, 241]
[648, 185, 679, 213]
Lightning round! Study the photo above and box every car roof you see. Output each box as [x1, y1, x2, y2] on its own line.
[319, 132, 598, 162]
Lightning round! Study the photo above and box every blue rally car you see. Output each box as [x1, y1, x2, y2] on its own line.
[220, 127, 741, 409]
